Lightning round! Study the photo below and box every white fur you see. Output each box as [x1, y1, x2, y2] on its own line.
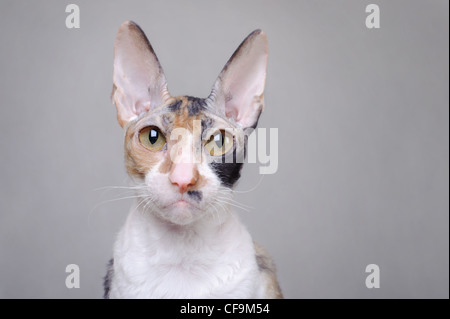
[109, 163, 265, 299]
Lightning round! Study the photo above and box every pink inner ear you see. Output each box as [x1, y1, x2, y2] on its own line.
[113, 21, 169, 127]
[215, 30, 268, 128]
[225, 107, 239, 120]
[224, 57, 267, 127]
[135, 100, 151, 115]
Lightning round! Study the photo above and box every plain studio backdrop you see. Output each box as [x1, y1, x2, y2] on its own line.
[0, 0, 448, 298]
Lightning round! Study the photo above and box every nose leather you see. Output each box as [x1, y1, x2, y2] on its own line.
[169, 162, 198, 193]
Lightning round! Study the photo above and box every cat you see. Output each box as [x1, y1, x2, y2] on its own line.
[104, 21, 282, 299]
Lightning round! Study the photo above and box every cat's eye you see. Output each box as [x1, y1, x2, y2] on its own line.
[205, 130, 234, 156]
[139, 126, 166, 151]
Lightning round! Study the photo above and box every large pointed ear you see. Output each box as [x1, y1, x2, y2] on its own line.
[209, 30, 268, 129]
[112, 21, 171, 127]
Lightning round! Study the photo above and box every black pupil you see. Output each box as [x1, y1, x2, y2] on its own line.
[214, 132, 224, 148]
[149, 129, 159, 144]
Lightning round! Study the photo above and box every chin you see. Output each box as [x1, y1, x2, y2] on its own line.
[155, 202, 204, 226]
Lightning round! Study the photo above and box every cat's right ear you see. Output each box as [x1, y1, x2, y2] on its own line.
[112, 21, 171, 127]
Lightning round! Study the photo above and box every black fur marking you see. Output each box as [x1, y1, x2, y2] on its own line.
[167, 100, 182, 112]
[201, 117, 214, 136]
[186, 96, 207, 116]
[256, 253, 274, 274]
[162, 114, 173, 126]
[210, 141, 244, 188]
[210, 162, 243, 188]
[187, 190, 203, 202]
[103, 259, 114, 299]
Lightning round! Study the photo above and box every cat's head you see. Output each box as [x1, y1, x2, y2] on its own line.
[112, 21, 268, 225]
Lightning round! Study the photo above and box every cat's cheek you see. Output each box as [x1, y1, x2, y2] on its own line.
[196, 162, 222, 203]
[124, 139, 165, 180]
[144, 164, 170, 204]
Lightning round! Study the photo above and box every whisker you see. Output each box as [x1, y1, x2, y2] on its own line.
[215, 196, 253, 210]
[213, 200, 239, 225]
[94, 185, 148, 192]
[208, 202, 220, 225]
[91, 195, 145, 213]
[234, 175, 265, 193]
[215, 176, 265, 194]
[214, 194, 253, 211]
[142, 196, 156, 213]
[211, 201, 226, 224]
[214, 198, 251, 212]
[136, 197, 152, 215]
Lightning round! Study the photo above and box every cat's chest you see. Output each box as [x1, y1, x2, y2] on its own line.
[114, 253, 257, 298]
[109, 213, 262, 298]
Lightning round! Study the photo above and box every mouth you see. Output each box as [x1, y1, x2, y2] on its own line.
[163, 199, 199, 210]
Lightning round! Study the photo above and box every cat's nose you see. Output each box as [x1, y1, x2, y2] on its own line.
[169, 162, 199, 193]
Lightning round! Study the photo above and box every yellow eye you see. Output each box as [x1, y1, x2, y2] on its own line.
[205, 130, 234, 156]
[139, 126, 166, 151]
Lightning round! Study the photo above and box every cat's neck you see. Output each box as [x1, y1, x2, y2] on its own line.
[124, 200, 246, 249]
[111, 199, 260, 298]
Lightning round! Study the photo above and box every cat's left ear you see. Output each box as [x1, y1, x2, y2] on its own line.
[209, 30, 268, 129]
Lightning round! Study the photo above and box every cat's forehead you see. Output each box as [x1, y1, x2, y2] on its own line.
[162, 96, 207, 130]
[133, 96, 234, 132]
[166, 96, 207, 117]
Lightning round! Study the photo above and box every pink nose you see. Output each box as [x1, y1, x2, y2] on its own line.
[169, 162, 198, 193]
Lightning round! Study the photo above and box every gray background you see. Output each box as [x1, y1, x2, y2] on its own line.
[0, 0, 448, 299]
